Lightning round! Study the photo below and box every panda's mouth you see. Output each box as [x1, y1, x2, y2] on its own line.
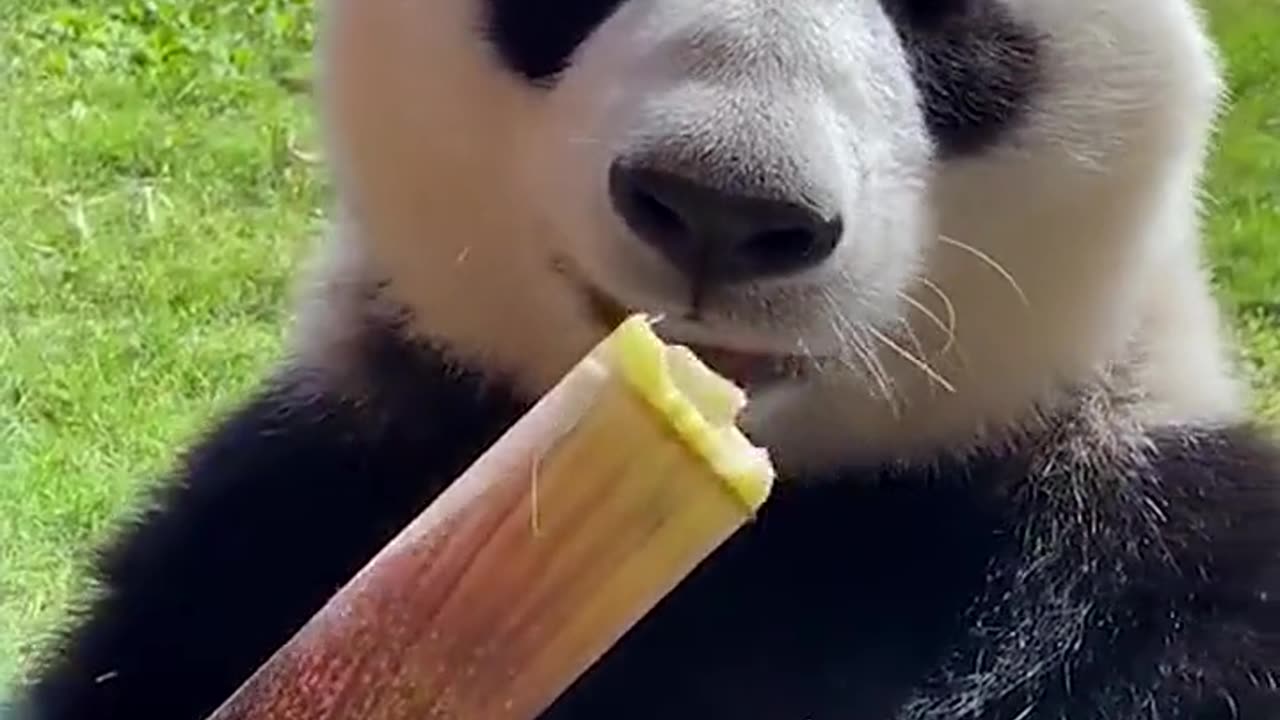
[554, 258, 813, 387]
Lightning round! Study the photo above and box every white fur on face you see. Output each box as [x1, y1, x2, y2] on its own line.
[527, 0, 932, 354]
[312, 0, 1243, 473]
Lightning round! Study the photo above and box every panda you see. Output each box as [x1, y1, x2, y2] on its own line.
[9, 0, 1280, 717]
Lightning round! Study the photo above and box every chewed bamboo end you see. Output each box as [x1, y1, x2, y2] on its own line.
[588, 314, 776, 513]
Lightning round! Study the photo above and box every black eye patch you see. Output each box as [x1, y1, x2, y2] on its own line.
[881, 0, 1044, 156]
[485, 0, 1041, 156]
[484, 0, 628, 84]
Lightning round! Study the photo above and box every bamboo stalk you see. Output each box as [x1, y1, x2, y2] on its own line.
[204, 314, 776, 720]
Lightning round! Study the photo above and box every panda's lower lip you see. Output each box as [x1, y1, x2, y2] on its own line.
[564, 269, 807, 385]
[679, 343, 807, 387]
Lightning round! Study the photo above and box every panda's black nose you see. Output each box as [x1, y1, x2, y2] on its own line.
[608, 160, 843, 284]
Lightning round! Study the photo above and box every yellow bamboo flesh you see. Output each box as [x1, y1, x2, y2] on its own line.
[204, 314, 775, 720]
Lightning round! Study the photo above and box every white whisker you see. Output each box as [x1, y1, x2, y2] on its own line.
[851, 325, 901, 417]
[897, 289, 955, 355]
[897, 316, 941, 397]
[866, 324, 956, 394]
[818, 285, 905, 413]
[916, 278, 956, 333]
[937, 234, 1029, 308]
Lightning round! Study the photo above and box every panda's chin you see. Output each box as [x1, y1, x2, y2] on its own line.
[555, 258, 816, 388]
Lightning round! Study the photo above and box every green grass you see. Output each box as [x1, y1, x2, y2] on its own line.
[0, 0, 1278, 690]
[0, 0, 324, 683]
[1201, 0, 1280, 421]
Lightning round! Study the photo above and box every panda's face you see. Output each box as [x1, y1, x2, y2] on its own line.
[320, 0, 1224, 469]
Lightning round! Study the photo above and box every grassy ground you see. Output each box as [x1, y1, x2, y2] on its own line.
[1203, 0, 1280, 419]
[0, 0, 322, 682]
[1, 0, 1277, 689]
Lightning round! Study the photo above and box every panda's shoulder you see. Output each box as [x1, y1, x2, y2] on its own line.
[1146, 422, 1280, 572]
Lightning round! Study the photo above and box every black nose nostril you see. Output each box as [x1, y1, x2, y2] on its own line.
[739, 221, 842, 275]
[608, 159, 842, 284]
[625, 180, 686, 237]
[608, 162, 697, 272]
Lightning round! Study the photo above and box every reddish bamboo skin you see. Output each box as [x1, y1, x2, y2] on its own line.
[203, 367, 751, 720]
